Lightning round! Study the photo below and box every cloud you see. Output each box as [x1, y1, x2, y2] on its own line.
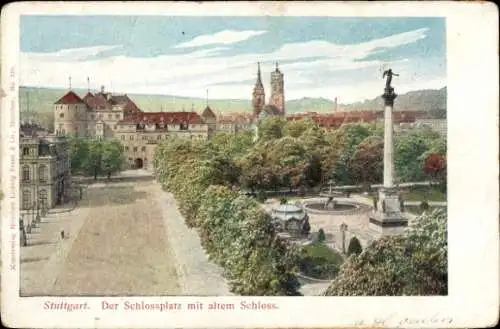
[20, 27, 444, 104]
[26, 45, 123, 62]
[173, 30, 267, 48]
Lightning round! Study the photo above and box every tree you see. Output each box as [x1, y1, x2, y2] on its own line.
[82, 139, 103, 179]
[328, 124, 373, 184]
[324, 209, 447, 296]
[283, 118, 316, 138]
[423, 153, 446, 184]
[258, 117, 286, 141]
[394, 129, 440, 182]
[68, 136, 89, 173]
[317, 228, 326, 243]
[349, 136, 383, 184]
[101, 140, 124, 179]
[347, 236, 363, 256]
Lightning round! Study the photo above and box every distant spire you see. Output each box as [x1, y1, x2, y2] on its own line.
[68, 75, 72, 90]
[275, 61, 279, 71]
[206, 89, 209, 107]
[87, 77, 90, 93]
[255, 62, 263, 87]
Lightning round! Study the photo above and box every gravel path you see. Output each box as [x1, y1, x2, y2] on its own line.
[157, 188, 232, 296]
[49, 181, 181, 296]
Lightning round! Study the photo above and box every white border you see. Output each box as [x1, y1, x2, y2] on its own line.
[1, 2, 499, 328]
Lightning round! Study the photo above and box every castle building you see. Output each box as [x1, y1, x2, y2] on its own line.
[53, 86, 217, 171]
[20, 123, 71, 212]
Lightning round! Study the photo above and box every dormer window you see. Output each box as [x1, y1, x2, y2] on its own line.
[59, 113, 64, 118]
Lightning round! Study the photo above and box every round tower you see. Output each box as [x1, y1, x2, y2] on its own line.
[53, 90, 88, 136]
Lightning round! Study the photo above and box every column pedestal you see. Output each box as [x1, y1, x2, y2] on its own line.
[369, 187, 408, 235]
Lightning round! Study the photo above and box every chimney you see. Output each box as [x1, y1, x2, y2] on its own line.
[334, 97, 338, 112]
[100, 85, 105, 94]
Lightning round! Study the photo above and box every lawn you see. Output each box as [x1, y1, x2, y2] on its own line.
[401, 185, 447, 202]
[299, 242, 344, 280]
[405, 205, 445, 215]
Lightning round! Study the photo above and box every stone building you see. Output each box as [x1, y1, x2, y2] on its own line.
[20, 123, 71, 211]
[252, 62, 285, 119]
[53, 87, 217, 170]
[269, 63, 285, 115]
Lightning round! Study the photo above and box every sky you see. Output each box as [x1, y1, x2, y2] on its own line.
[20, 16, 446, 103]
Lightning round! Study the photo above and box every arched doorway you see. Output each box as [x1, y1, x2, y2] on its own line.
[134, 158, 144, 169]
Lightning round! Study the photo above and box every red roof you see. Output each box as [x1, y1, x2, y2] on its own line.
[120, 111, 204, 125]
[55, 91, 85, 105]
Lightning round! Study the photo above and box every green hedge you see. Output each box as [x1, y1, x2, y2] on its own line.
[154, 137, 301, 296]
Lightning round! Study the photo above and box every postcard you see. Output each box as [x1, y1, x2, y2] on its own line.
[1, 1, 499, 328]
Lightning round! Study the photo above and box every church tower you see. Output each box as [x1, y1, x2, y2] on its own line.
[269, 62, 285, 115]
[252, 62, 265, 118]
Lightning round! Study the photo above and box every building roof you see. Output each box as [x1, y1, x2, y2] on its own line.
[201, 106, 216, 119]
[262, 104, 281, 116]
[54, 91, 85, 105]
[83, 91, 142, 115]
[20, 123, 47, 137]
[119, 111, 204, 125]
[84, 93, 111, 110]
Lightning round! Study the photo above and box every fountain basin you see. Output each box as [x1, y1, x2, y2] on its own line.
[303, 198, 371, 215]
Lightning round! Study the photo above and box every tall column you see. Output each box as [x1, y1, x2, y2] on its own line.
[383, 88, 397, 188]
[369, 86, 407, 235]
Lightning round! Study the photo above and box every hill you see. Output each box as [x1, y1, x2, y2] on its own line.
[342, 87, 447, 112]
[19, 86, 447, 125]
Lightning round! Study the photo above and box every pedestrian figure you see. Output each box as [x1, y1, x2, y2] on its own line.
[60, 230, 65, 239]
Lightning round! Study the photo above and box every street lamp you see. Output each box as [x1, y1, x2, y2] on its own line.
[30, 201, 37, 229]
[19, 216, 27, 247]
[36, 201, 41, 223]
[340, 222, 348, 254]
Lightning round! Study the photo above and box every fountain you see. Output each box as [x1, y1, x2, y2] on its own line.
[303, 180, 370, 215]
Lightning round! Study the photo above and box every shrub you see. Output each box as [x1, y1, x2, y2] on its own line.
[420, 200, 430, 212]
[299, 242, 344, 280]
[317, 228, 326, 243]
[325, 209, 447, 296]
[280, 197, 288, 205]
[256, 190, 267, 203]
[347, 236, 363, 256]
[302, 218, 311, 236]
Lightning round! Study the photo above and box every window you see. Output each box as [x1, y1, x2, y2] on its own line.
[113, 125, 117, 130]
[59, 113, 64, 118]
[22, 147, 29, 156]
[39, 190, 48, 208]
[133, 147, 138, 152]
[22, 165, 30, 181]
[141, 146, 146, 152]
[39, 165, 48, 182]
[157, 135, 161, 140]
[142, 136, 147, 140]
[99, 114, 103, 119]
[129, 135, 134, 140]
[121, 135, 125, 140]
[92, 114, 96, 120]
[125, 146, 129, 151]
[22, 190, 31, 209]
[115, 114, 120, 119]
